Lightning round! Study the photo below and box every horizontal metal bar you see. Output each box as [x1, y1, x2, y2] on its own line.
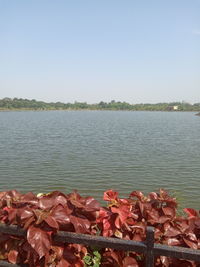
[0, 262, 27, 267]
[154, 243, 200, 262]
[0, 224, 26, 237]
[0, 224, 146, 253]
[1, 223, 200, 263]
[54, 230, 147, 253]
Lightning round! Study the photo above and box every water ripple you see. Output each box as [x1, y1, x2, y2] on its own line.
[0, 111, 200, 209]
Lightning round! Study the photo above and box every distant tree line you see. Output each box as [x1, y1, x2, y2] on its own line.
[0, 97, 200, 111]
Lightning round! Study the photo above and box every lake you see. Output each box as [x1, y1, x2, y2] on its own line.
[0, 110, 200, 210]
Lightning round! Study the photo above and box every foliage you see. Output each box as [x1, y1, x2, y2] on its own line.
[0, 97, 200, 111]
[83, 250, 101, 267]
[0, 189, 200, 266]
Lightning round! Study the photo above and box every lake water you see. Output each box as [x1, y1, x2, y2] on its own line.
[0, 111, 200, 210]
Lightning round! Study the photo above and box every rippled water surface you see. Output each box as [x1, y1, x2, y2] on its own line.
[0, 111, 200, 209]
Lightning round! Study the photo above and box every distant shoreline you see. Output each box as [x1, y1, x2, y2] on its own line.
[0, 108, 198, 112]
[0, 98, 200, 112]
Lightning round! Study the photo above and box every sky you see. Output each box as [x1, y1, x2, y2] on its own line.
[0, 0, 200, 104]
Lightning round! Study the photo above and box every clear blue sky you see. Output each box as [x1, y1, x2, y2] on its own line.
[0, 0, 199, 103]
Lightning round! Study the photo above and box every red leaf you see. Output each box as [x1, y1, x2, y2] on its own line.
[50, 204, 71, 227]
[84, 197, 100, 212]
[111, 205, 131, 228]
[158, 216, 171, 224]
[18, 192, 38, 206]
[17, 208, 34, 222]
[115, 216, 122, 229]
[165, 238, 181, 246]
[97, 208, 114, 236]
[183, 208, 198, 218]
[147, 209, 159, 224]
[186, 232, 197, 242]
[102, 218, 114, 236]
[39, 191, 67, 210]
[162, 207, 176, 218]
[45, 215, 59, 229]
[57, 258, 71, 267]
[51, 246, 64, 260]
[97, 207, 111, 221]
[63, 247, 78, 263]
[70, 215, 90, 233]
[160, 256, 170, 267]
[149, 192, 158, 200]
[175, 219, 189, 233]
[194, 217, 200, 228]
[27, 225, 51, 258]
[34, 209, 50, 225]
[0, 192, 6, 199]
[108, 250, 122, 265]
[24, 215, 35, 229]
[129, 191, 144, 201]
[138, 201, 144, 215]
[164, 223, 181, 237]
[7, 207, 18, 224]
[8, 250, 18, 264]
[183, 237, 198, 250]
[5, 190, 21, 199]
[133, 233, 143, 242]
[103, 189, 118, 201]
[69, 199, 84, 209]
[158, 189, 177, 207]
[123, 256, 139, 267]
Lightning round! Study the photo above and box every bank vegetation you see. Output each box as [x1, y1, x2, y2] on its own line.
[1, 98, 200, 112]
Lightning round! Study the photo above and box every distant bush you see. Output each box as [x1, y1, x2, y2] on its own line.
[0, 189, 199, 266]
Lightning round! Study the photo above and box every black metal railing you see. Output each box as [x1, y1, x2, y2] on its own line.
[0, 223, 200, 267]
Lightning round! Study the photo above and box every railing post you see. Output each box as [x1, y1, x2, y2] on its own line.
[145, 226, 154, 267]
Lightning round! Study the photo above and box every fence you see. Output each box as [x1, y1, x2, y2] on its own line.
[0, 223, 200, 267]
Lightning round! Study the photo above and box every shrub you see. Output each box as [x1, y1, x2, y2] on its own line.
[0, 189, 199, 266]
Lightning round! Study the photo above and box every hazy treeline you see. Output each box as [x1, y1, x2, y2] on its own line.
[0, 97, 200, 111]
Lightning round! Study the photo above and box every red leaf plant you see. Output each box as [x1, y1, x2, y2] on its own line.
[0, 189, 199, 266]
